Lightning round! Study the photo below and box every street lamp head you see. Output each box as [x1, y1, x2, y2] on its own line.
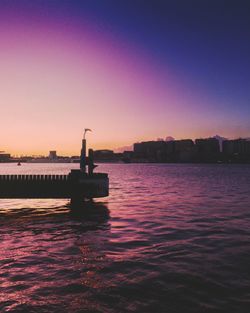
[83, 128, 92, 139]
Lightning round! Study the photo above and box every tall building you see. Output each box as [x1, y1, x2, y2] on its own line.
[93, 150, 116, 161]
[165, 141, 175, 162]
[0, 153, 11, 162]
[174, 139, 195, 162]
[195, 138, 220, 162]
[134, 141, 166, 162]
[223, 139, 249, 155]
[222, 139, 250, 162]
[49, 151, 57, 160]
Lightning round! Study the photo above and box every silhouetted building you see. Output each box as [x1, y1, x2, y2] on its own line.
[121, 151, 134, 163]
[222, 139, 250, 162]
[164, 141, 175, 162]
[0, 153, 11, 162]
[49, 151, 57, 160]
[195, 138, 220, 162]
[93, 150, 116, 162]
[223, 139, 249, 155]
[174, 139, 195, 162]
[132, 137, 250, 163]
[134, 141, 166, 162]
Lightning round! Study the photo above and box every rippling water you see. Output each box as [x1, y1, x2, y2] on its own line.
[0, 163, 250, 313]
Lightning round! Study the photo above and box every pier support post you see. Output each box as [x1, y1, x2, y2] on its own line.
[88, 149, 98, 175]
[70, 196, 85, 207]
[80, 139, 86, 173]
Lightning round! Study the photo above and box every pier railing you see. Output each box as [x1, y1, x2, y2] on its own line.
[0, 173, 107, 181]
[0, 174, 69, 181]
[0, 172, 108, 199]
[0, 135, 109, 201]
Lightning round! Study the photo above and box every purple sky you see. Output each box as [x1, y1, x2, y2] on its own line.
[0, 0, 249, 155]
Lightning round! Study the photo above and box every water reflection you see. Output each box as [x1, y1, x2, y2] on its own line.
[1, 163, 250, 312]
[0, 201, 110, 225]
[0, 200, 111, 312]
[69, 201, 110, 223]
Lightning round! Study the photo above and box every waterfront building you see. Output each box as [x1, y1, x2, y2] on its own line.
[223, 139, 249, 155]
[164, 141, 175, 162]
[195, 138, 220, 162]
[49, 151, 57, 160]
[174, 139, 195, 162]
[0, 153, 11, 162]
[222, 139, 250, 162]
[132, 137, 249, 163]
[134, 141, 166, 162]
[93, 150, 116, 162]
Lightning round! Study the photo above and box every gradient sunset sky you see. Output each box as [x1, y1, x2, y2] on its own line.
[0, 0, 249, 155]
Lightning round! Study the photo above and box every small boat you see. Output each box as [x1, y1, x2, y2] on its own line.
[17, 162, 21, 166]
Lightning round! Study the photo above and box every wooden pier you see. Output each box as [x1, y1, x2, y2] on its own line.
[0, 131, 109, 204]
[0, 172, 108, 200]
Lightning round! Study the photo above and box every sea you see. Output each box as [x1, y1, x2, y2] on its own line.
[0, 163, 250, 313]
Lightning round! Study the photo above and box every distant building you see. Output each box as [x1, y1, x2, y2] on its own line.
[49, 151, 57, 160]
[195, 138, 220, 162]
[164, 141, 175, 162]
[120, 151, 134, 163]
[222, 139, 250, 162]
[132, 137, 249, 163]
[134, 141, 166, 162]
[223, 139, 249, 155]
[93, 150, 116, 162]
[174, 139, 195, 162]
[134, 139, 195, 162]
[0, 153, 11, 162]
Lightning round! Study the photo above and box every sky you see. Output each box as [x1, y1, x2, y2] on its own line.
[0, 0, 249, 155]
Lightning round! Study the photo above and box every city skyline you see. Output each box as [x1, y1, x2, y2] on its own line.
[1, 133, 250, 157]
[1, 135, 250, 165]
[0, 1, 250, 155]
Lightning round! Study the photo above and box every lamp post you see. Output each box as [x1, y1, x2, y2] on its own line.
[80, 129, 92, 172]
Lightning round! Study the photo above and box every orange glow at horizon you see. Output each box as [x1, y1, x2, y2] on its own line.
[1, 18, 249, 156]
